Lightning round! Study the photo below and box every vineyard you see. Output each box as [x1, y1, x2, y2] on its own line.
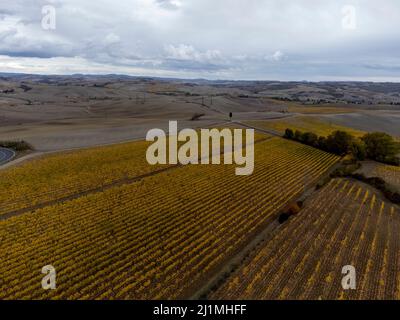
[246, 116, 364, 137]
[211, 178, 400, 300]
[0, 137, 338, 299]
[0, 140, 163, 214]
[0, 128, 266, 215]
[358, 162, 400, 191]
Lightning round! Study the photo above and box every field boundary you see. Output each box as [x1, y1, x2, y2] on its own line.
[234, 121, 283, 137]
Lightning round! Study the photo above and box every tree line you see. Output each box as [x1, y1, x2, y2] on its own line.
[284, 128, 400, 166]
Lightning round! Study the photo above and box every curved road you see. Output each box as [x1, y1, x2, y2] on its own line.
[0, 148, 15, 165]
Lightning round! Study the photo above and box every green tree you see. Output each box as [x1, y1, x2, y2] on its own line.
[326, 131, 354, 156]
[349, 139, 367, 160]
[294, 130, 303, 141]
[284, 128, 294, 139]
[317, 136, 328, 151]
[362, 132, 399, 163]
[301, 132, 318, 147]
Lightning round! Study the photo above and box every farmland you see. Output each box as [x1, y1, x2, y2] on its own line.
[246, 116, 365, 137]
[0, 138, 338, 299]
[0, 140, 166, 215]
[0, 128, 267, 216]
[2, 0, 400, 305]
[287, 105, 358, 114]
[2, 75, 400, 152]
[210, 178, 400, 300]
[1, 74, 400, 302]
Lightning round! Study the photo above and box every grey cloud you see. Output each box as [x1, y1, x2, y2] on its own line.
[155, 0, 182, 10]
[0, 0, 399, 80]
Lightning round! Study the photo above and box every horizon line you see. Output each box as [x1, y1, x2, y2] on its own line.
[1, 71, 400, 84]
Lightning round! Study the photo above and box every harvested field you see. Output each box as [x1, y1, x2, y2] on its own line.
[246, 116, 364, 137]
[321, 112, 400, 139]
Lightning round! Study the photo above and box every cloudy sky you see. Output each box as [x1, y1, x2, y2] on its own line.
[0, 0, 400, 81]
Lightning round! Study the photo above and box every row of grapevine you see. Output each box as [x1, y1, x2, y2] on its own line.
[0, 129, 267, 214]
[0, 138, 338, 299]
[211, 178, 400, 300]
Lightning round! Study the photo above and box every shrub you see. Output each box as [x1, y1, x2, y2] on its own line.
[284, 128, 294, 139]
[286, 202, 302, 216]
[296, 200, 304, 207]
[278, 213, 290, 224]
[278, 202, 303, 224]
[0, 140, 32, 151]
[382, 156, 400, 166]
[366, 177, 386, 189]
[330, 163, 361, 178]
[352, 173, 366, 180]
[385, 191, 400, 204]
[316, 176, 331, 190]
